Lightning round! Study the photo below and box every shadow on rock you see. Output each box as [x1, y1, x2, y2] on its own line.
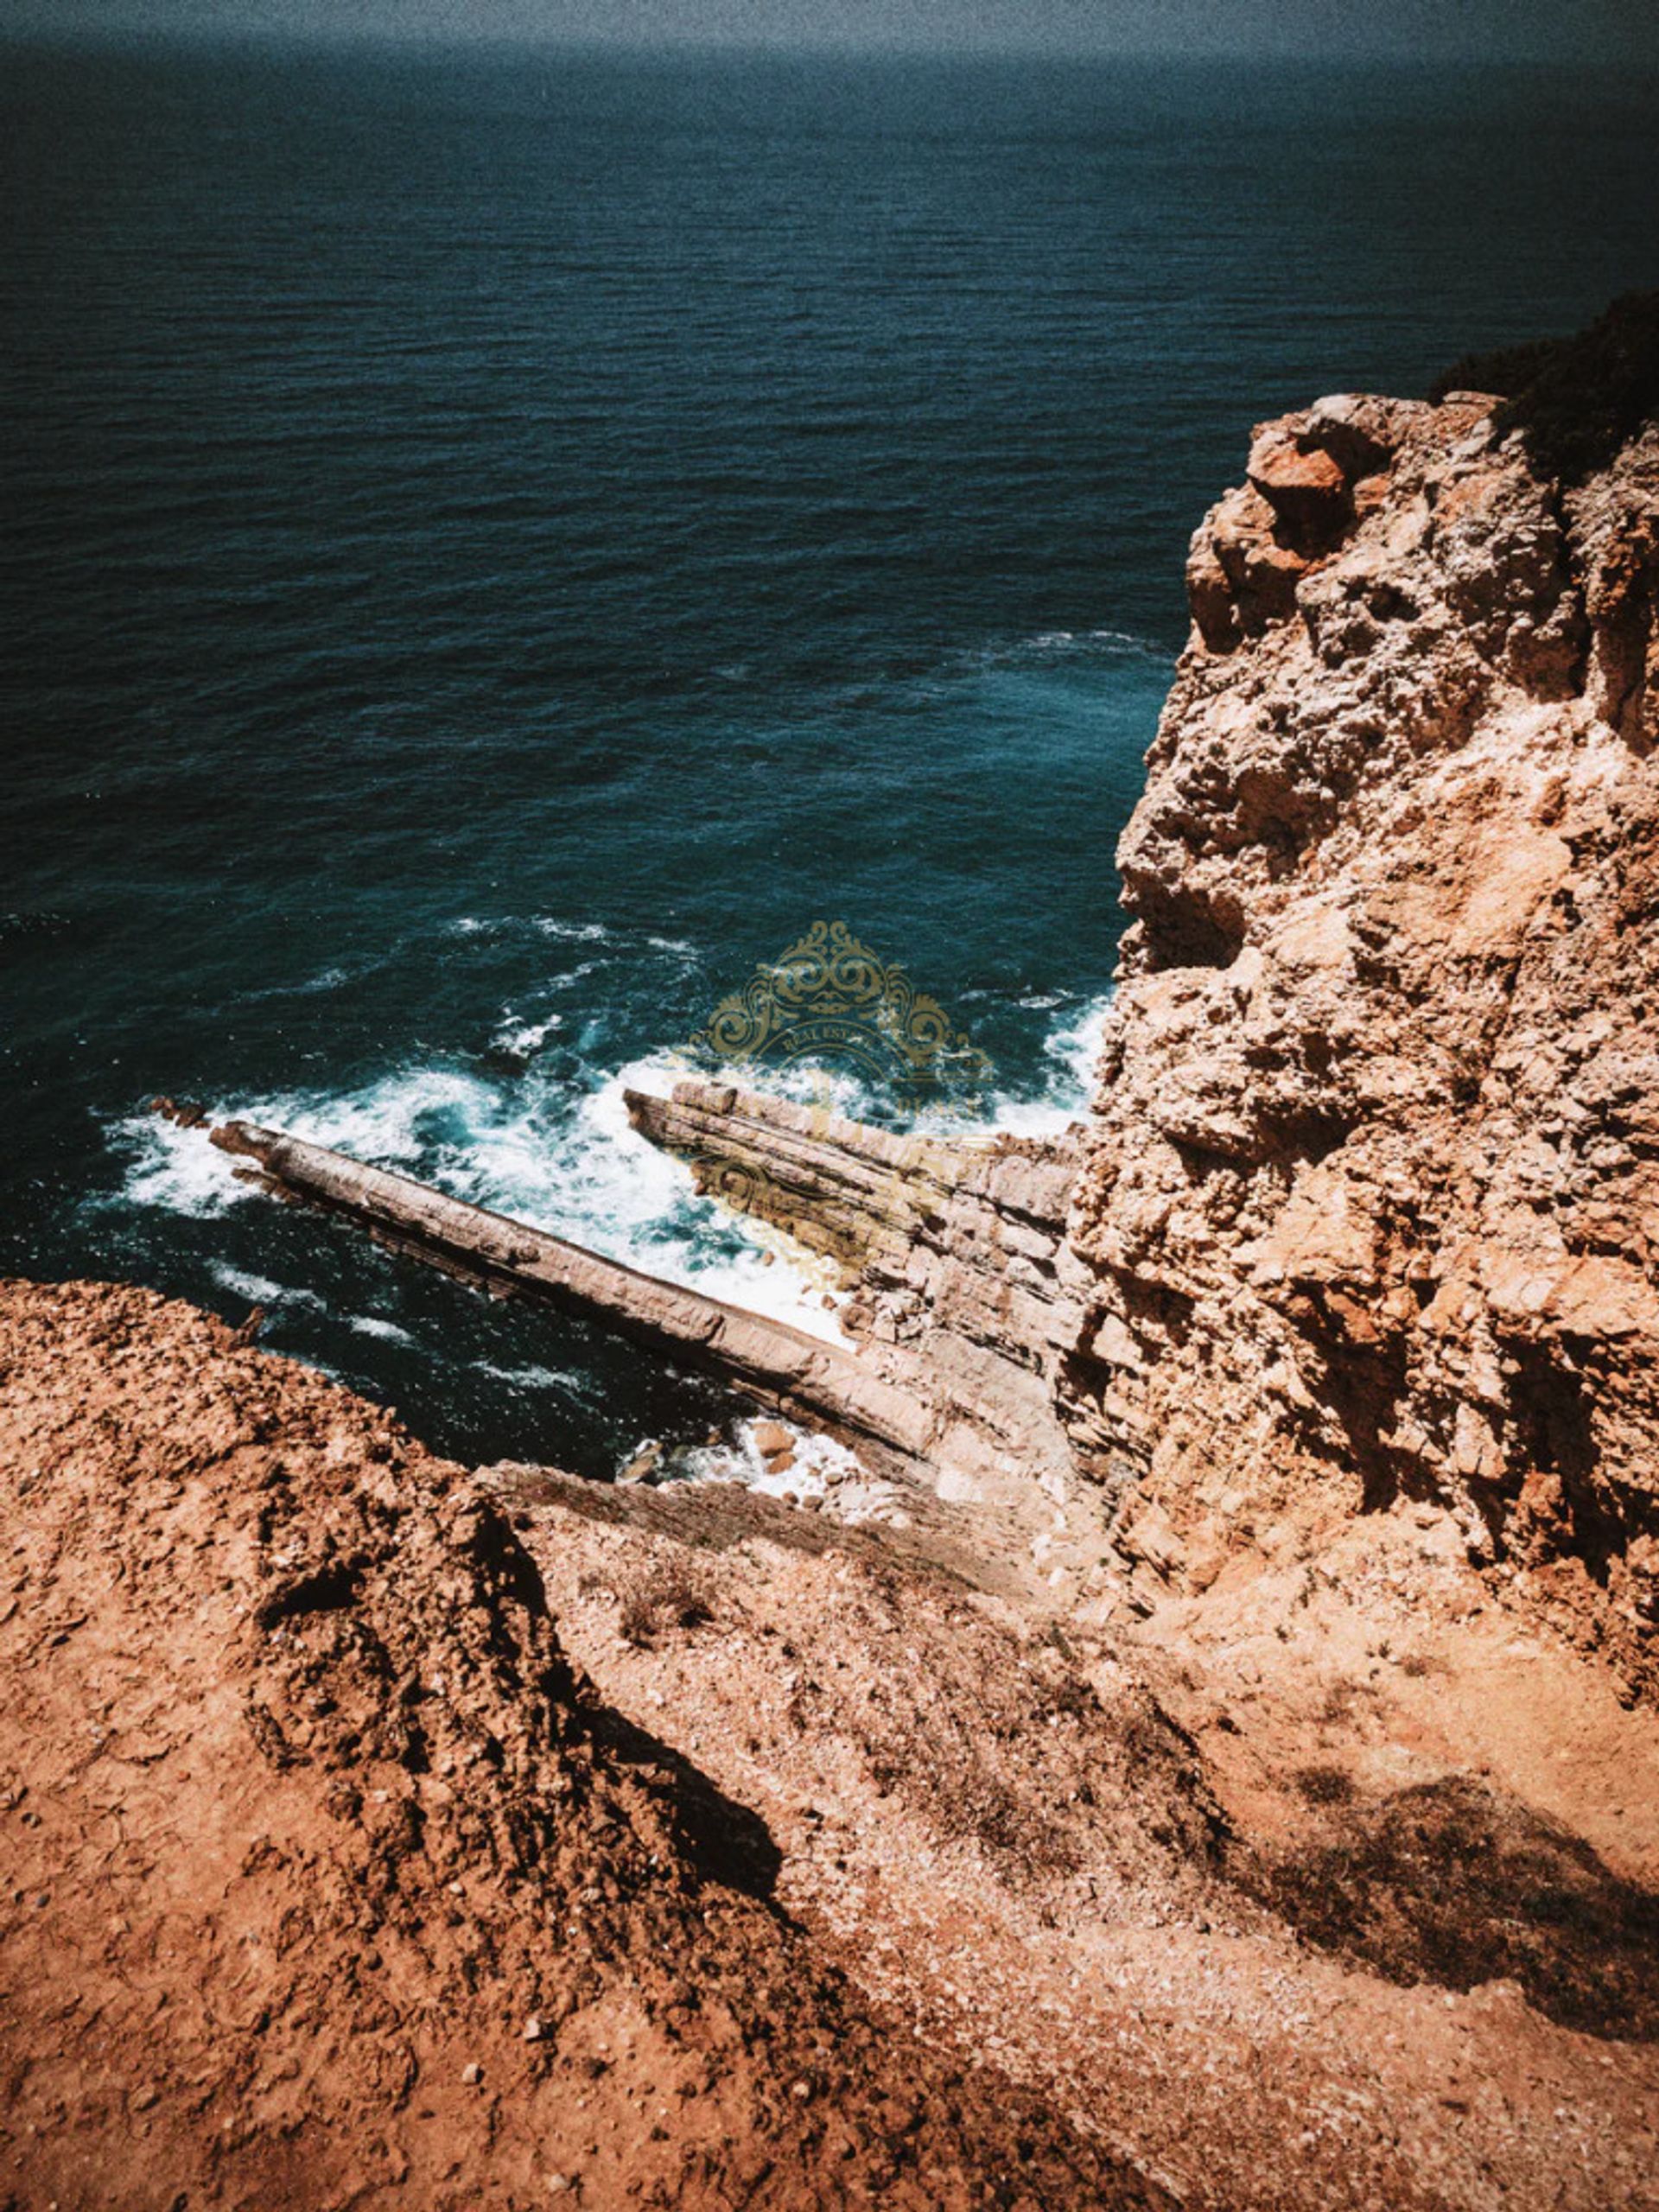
[1242, 1775, 1659, 2039]
[581, 1697, 784, 1903]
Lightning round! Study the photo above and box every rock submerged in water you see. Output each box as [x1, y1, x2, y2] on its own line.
[750, 1417, 801, 1477]
[618, 1438, 663, 1485]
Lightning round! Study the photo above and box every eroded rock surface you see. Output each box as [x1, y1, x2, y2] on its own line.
[1067, 389, 1659, 1696]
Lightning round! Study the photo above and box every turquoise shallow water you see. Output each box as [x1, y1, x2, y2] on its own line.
[4, 42, 1657, 1468]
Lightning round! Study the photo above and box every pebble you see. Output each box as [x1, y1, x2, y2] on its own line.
[524, 2017, 545, 2043]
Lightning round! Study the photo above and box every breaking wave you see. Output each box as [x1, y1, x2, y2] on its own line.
[111, 1052, 848, 1344]
[110, 982, 1106, 1358]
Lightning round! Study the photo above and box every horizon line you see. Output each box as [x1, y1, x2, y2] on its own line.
[3, 24, 1656, 70]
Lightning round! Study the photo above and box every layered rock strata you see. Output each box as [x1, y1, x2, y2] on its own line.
[625, 1081, 1087, 1507]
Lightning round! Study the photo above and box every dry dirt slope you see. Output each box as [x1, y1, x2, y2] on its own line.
[3, 1280, 1657, 2212]
[0, 1278, 1170, 2212]
[498, 1455, 1659, 2212]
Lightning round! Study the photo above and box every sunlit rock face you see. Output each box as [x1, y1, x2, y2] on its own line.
[1065, 383, 1659, 1696]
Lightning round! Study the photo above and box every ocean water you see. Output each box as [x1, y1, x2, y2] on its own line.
[4, 41, 1657, 1472]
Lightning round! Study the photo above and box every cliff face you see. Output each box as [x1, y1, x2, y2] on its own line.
[1066, 386, 1659, 1690]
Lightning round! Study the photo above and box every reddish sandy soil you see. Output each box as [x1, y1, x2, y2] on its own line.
[3, 1278, 1656, 2210]
[496, 1473, 1659, 2211]
[0, 1281, 1168, 2212]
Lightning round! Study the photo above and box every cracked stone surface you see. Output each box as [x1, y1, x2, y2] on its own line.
[1064, 392, 1659, 1699]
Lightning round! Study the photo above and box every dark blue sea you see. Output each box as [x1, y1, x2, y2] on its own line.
[4, 40, 1656, 1472]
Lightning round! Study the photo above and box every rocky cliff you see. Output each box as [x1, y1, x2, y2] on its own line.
[1067, 344, 1659, 1696]
[7, 313, 1659, 2212]
[627, 321, 1659, 1703]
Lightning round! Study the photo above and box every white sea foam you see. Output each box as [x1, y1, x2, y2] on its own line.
[490, 1012, 564, 1057]
[1044, 990, 1114, 1101]
[109, 969, 1103, 1357]
[209, 1263, 286, 1303]
[562, 1058, 853, 1340]
[667, 1414, 858, 1497]
[115, 1112, 257, 1217]
[969, 626, 1168, 672]
[979, 992, 1111, 1136]
[452, 915, 615, 945]
[208, 1262, 327, 1313]
[348, 1315, 418, 1347]
[880, 990, 1111, 1141]
[451, 912, 691, 965]
[476, 1359, 596, 1396]
[531, 918, 613, 944]
[296, 964, 349, 995]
